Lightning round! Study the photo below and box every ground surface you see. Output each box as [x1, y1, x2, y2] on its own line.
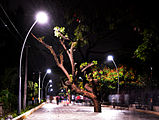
[24, 103, 159, 120]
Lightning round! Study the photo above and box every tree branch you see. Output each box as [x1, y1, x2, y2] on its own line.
[32, 33, 72, 81]
[60, 54, 64, 65]
[58, 32, 70, 41]
[59, 39, 75, 77]
[71, 84, 96, 99]
[31, 33, 60, 65]
[81, 63, 94, 72]
[84, 83, 93, 93]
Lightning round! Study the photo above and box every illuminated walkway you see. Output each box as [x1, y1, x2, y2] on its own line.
[25, 103, 159, 120]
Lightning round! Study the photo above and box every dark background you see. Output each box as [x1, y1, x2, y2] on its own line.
[0, 0, 159, 94]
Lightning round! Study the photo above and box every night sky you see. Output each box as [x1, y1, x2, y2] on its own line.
[1, 0, 159, 93]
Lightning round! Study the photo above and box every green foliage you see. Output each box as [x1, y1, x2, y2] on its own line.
[69, 74, 73, 83]
[92, 60, 98, 65]
[0, 89, 17, 112]
[54, 26, 68, 39]
[86, 64, 145, 90]
[71, 41, 78, 48]
[53, 25, 89, 47]
[80, 62, 88, 68]
[74, 24, 89, 46]
[134, 28, 158, 61]
[80, 61, 97, 69]
[0, 67, 18, 113]
[27, 81, 39, 100]
[0, 67, 18, 92]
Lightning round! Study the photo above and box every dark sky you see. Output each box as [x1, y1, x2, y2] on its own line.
[1, 0, 159, 87]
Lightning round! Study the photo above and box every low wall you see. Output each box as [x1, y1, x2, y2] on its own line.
[153, 106, 159, 112]
[13, 102, 45, 120]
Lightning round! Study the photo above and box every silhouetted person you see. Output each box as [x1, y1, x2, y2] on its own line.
[56, 96, 59, 105]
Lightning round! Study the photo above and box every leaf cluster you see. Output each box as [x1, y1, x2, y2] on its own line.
[54, 26, 69, 39]
[86, 64, 145, 90]
[134, 28, 159, 61]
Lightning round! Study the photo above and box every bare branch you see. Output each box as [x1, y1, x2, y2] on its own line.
[60, 54, 64, 65]
[31, 33, 60, 65]
[84, 83, 93, 93]
[32, 33, 72, 82]
[59, 39, 75, 77]
[81, 63, 94, 72]
[71, 84, 96, 99]
[59, 39, 69, 53]
[58, 32, 70, 41]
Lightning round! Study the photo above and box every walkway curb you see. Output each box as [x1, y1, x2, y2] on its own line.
[130, 108, 159, 116]
[102, 104, 159, 116]
[13, 102, 45, 120]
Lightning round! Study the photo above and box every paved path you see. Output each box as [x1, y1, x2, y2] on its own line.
[25, 103, 159, 120]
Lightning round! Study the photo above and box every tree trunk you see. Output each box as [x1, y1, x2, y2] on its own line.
[93, 99, 101, 112]
[69, 91, 72, 104]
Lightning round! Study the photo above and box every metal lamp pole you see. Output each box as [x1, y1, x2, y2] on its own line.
[107, 55, 120, 94]
[38, 72, 41, 103]
[45, 80, 53, 98]
[18, 20, 38, 114]
[41, 69, 51, 100]
[18, 11, 48, 114]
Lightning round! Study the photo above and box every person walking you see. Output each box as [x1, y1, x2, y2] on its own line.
[56, 96, 59, 105]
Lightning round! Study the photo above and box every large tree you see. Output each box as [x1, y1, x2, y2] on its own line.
[32, 26, 145, 112]
[32, 27, 102, 112]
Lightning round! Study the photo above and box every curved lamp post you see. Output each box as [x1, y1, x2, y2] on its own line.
[107, 55, 120, 94]
[45, 80, 53, 98]
[18, 11, 48, 114]
[41, 69, 51, 100]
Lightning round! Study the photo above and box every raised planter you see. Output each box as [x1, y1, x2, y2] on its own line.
[13, 102, 45, 120]
[0, 103, 3, 116]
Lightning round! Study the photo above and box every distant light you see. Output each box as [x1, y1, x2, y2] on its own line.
[107, 55, 114, 61]
[150, 67, 152, 70]
[50, 84, 52, 87]
[47, 69, 51, 74]
[49, 80, 52, 83]
[36, 11, 48, 24]
[50, 88, 53, 92]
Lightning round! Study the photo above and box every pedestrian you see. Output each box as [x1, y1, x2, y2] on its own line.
[112, 96, 116, 108]
[56, 96, 59, 105]
[150, 98, 153, 111]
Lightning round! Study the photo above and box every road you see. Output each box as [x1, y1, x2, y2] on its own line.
[24, 103, 159, 120]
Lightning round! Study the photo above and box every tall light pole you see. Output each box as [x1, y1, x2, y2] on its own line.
[45, 80, 53, 98]
[107, 55, 120, 94]
[18, 11, 48, 114]
[41, 69, 51, 100]
[38, 72, 41, 103]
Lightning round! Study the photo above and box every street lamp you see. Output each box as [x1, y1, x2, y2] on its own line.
[45, 80, 53, 98]
[50, 88, 53, 92]
[107, 55, 120, 94]
[41, 69, 51, 100]
[18, 11, 48, 114]
[36, 11, 48, 24]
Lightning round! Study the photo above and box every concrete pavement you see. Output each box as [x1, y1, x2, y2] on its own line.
[24, 103, 159, 120]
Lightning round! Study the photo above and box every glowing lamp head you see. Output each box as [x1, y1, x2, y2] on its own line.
[50, 88, 53, 92]
[36, 11, 48, 24]
[107, 55, 114, 61]
[49, 80, 52, 83]
[46, 69, 51, 74]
